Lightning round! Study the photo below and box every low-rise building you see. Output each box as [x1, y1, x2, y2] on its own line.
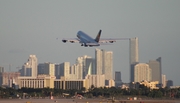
[17, 74, 55, 89]
[0, 72, 20, 87]
[105, 79, 115, 87]
[85, 74, 105, 89]
[54, 77, 86, 90]
[140, 80, 159, 89]
[54, 75, 106, 90]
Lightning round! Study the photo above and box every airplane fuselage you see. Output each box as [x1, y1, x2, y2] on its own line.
[77, 31, 99, 46]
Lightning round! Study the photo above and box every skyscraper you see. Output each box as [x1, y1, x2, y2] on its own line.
[148, 57, 162, 84]
[44, 62, 55, 76]
[95, 48, 113, 80]
[115, 71, 122, 87]
[85, 58, 95, 75]
[0, 67, 4, 73]
[95, 48, 103, 75]
[129, 38, 139, 82]
[162, 74, 166, 88]
[20, 55, 38, 77]
[133, 63, 152, 82]
[166, 80, 173, 88]
[104, 51, 113, 80]
[76, 55, 92, 79]
[115, 71, 122, 81]
[38, 63, 45, 75]
[0, 67, 4, 86]
[60, 62, 70, 80]
[55, 64, 61, 79]
[129, 37, 139, 65]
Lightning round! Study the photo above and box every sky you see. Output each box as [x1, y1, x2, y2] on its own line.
[0, 0, 180, 85]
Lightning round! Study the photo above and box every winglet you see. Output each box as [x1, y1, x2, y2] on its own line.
[95, 30, 102, 42]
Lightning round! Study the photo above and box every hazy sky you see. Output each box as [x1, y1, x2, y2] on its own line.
[0, 0, 180, 85]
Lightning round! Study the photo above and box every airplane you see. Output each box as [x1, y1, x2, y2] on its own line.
[62, 30, 128, 47]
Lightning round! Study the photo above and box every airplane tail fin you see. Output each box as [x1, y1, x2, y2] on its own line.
[95, 30, 101, 42]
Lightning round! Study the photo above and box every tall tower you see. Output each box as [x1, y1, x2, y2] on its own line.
[129, 37, 139, 82]
[0, 67, 4, 73]
[21, 55, 37, 77]
[148, 57, 162, 84]
[95, 48, 113, 80]
[103, 51, 113, 80]
[162, 74, 166, 88]
[95, 48, 103, 75]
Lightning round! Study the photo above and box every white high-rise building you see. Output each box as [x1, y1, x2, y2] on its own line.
[76, 55, 92, 79]
[95, 49, 113, 80]
[133, 63, 152, 82]
[70, 64, 76, 74]
[68, 63, 82, 80]
[129, 37, 139, 64]
[85, 58, 95, 75]
[76, 63, 83, 79]
[95, 49, 103, 75]
[130, 38, 139, 82]
[85, 74, 105, 88]
[44, 62, 55, 76]
[68, 64, 78, 80]
[60, 62, 70, 80]
[104, 51, 113, 80]
[162, 74, 166, 88]
[20, 55, 37, 77]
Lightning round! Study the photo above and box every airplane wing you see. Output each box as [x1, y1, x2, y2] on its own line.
[99, 38, 129, 43]
[62, 38, 80, 43]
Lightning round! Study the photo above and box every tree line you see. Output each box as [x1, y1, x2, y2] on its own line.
[0, 85, 180, 99]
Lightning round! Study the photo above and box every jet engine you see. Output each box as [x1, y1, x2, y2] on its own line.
[62, 40, 67, 43]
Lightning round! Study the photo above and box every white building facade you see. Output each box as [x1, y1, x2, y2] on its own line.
[95, 49, 113, 80]
[85, 74, 105, 88]
[134, 63, 152, 82]
[20, 55, 38, 77]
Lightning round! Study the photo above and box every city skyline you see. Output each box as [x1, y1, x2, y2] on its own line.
[1, 51, 169, 84]
[0, 45, 177, 85]
[0, 1, 180, 85]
